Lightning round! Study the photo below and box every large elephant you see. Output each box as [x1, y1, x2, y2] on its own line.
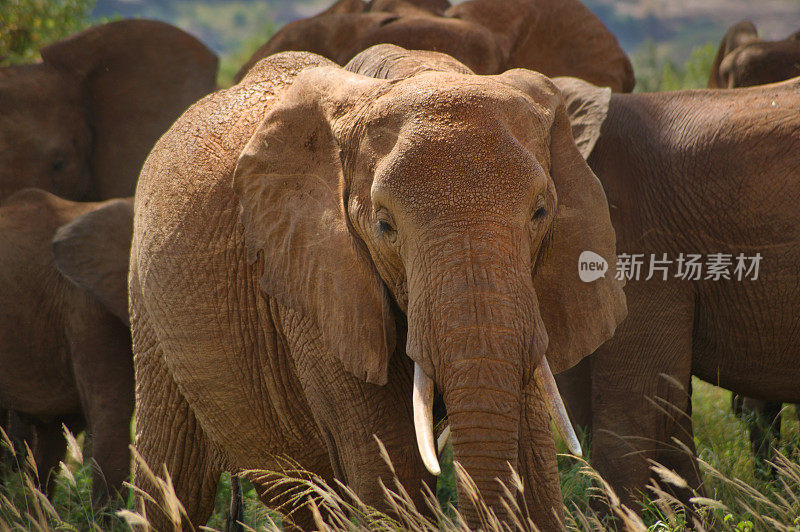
[0, 19, 217, 202]
[129, 47, 626, 529]
[708, 20, 800, 88]
[0, 189, 134, 502]
[553, 75, 800, 510]
[233, 0, 635, 92]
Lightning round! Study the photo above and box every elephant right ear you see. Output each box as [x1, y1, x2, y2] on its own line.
[233, 68, 395, 386]
[551, 77, 611, 160]
[52, 198, 134, 326]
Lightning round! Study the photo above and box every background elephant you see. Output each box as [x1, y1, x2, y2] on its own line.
[552, 75, 800, 511]
[708, 20, 800, 88]
[0, 189, 134, 503]
[707, 23, 800, 474]
[233, 0, 635, 92]
[129, 48, 625, 530]
[0, 19, 217, 202]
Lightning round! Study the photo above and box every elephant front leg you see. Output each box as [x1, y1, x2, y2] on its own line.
[591, 283, 701, 513]
[281, 310, 435, 522]
[32, 419, 70, 497]
[130, 312, 223, 530]
[742, 398, 782, 480]
[67, 306, 136, 505]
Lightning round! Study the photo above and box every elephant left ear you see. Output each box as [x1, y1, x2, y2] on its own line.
[52, 198, 134, 326]
[233, 67, 395, 385]
[497, 70, 626, 374]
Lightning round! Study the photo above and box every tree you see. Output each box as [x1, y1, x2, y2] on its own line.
[0, 0, 98, 66]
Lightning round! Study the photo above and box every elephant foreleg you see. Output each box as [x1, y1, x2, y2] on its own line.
[742, 398, 782, 479]
[225, 474, 244, 532]
[278, 306, 435, 522]
[67, 303, 135, 505]
[591, 283, 701, 512]
[132, 313, 222, 530]
[31, 419, 69, 497]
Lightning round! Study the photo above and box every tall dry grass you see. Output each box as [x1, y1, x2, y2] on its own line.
[2, 379, 799, 530]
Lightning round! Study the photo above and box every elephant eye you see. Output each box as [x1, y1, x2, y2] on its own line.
[375, 209, 398, 244]
[531, 195, 547, 221]
[51, 158, 66, 172]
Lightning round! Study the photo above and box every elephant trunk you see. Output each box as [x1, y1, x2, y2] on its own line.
[406, 229, 543, 525]
[443, 356, 523, 522]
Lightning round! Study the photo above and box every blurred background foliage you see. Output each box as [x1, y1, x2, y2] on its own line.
[633, 41, 718, 92]
[0, 0, 99, 65]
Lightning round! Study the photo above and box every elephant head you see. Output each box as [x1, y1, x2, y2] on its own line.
[234, 0, 635, 92]
[709, 20, 800, 88]
[233, 47, 626, 525]
[0, 20, 217, 202]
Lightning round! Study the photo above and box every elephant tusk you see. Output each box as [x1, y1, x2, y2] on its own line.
[437, 425, 451, 455]
[413, 363, 441, 476]
[534, 357, 582, 457]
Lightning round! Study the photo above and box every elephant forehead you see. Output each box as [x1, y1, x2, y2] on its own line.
[732, 41, 800, 69]
[370, 119, 548, 221]
[362, 73, 552, 146]
[374, 73, 541, 115]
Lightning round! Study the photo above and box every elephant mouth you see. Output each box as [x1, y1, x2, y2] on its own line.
[411, 357, 582, 476]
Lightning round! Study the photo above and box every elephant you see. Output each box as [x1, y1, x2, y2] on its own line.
[708, 20, 800, 88]
[128, 46, 626, 530]
[0, 188, 134, 503]
[233, 0, 635, 92]
[0, 19, 217, 202]
[707, 22, 800, 474]
[552, 75, 800, 512]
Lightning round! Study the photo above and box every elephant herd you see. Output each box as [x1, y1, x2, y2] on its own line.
[1, 1, 798, 530]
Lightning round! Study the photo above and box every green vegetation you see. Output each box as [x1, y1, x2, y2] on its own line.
[0, 0, 274, 85]
[0, 0, 99, 66]
[634, 41, 718, 92]
[2, 378, 798, 530]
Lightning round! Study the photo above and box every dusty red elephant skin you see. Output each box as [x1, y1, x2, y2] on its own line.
[234, 0, 634, 93]
[129, 49, 625, 530]
[554, 75, 800, 511]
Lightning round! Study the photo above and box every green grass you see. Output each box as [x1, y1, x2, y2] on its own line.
[1, 378, 799, 530]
